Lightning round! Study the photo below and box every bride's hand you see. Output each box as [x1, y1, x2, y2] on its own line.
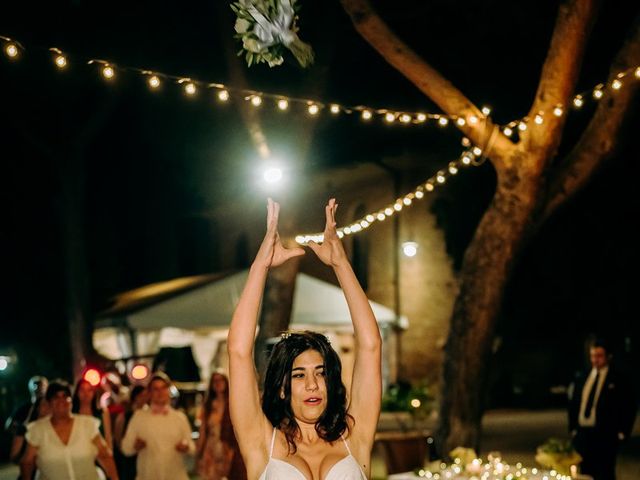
[254, 198, 305, 269]
[308, 199, 348, 267]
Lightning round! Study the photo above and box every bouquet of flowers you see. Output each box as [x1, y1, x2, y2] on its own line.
[231, 0, 314, 68]
[535, 438, 582, 475]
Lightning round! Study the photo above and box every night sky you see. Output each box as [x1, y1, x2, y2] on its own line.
[1, 0, 639, 411]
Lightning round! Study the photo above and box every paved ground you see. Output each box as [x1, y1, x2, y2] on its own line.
[1, 409, 638, 479]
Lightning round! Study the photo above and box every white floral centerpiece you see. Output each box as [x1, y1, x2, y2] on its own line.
[231, 0, 314, 67]
[535, 438, 582, 476]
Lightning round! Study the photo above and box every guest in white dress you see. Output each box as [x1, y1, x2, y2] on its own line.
[20, 379, 119, 480]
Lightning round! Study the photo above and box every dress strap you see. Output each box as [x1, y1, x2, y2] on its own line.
[340, 434, 353, 456]
[269, 428, 277, 458]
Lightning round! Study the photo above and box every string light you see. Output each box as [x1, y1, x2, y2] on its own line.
[518, 121, 527, 131]
[3, 34, 640, 139]
[102, 65, 115, 79]
[4, 42, 19, 58]
[384, 112, 395, 123]
[277, 98, 289, 110]
[534, 114, 544, 125]
[148, 75, 161, 89]
[55, 54, 68, 68]
[183, 82, 197, 95]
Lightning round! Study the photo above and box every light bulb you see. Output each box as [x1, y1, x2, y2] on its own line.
[102, 66, 115, 79]
[472, 147, 482, 156]
[385, 112, 395, 123]
[148, 75, 160, 89]
[481, 106, 491, 115]
[361, 110, 372, 120]
[503, 127, 513, 137]
[402, 242, 418, 257]
[184, 82, 197, 95]
[403, 197, 412, 205]
[308, 104, 319, 115]
[251, 95, 262, 106]
[330, 104, 340, 114]
[573, 96, 584, 108]
[534, 114, 543, 125]
[54, 55, 67, 68]
[468, 115, 479, 125]
[416, 113, 427, 122]
[635, 67, 640, 78]
[218, 90, 230, 101]
[612, 79, 622, 90]
[553, 106, 563, 117]
[456, 117, 466, 126]
[277, 99, 289, 110]
[400, 114, 411, 123]
[593, 88, 603, 99]
[518, 122, 527, 131]
[438, 117, 448, 127]
[4, 43, 19, 58]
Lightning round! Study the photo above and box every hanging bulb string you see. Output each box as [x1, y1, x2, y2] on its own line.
[5, 33, 637, 130]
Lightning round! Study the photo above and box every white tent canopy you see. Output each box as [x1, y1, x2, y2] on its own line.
[93, 271, 406, 381]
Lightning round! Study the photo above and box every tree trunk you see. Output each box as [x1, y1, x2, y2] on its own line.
[436, 154, 543, 453]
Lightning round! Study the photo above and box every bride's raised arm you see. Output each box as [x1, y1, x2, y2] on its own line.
[227, 198, 304, 477]
[308, 199, 382, 453]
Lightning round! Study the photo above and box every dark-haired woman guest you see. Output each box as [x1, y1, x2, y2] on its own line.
[72, 378, 114, 451]
[228, 199, 382, 479]
[20, 380, 119, 480]
[197, 372, 246, 480]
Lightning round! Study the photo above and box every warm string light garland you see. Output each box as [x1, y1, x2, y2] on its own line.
[3, 34, 639, 243]
[499, 66, 640, 140]
[294, 147, 485, 245]
[3, 34, 637, 134]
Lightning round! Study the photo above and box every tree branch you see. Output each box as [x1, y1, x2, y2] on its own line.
[525, 0, 599, 167]
[339, 0, 514, 165]
[542, 13, 640, 221]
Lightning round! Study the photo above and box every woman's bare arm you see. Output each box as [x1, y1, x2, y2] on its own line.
[308, 199, 382, 449]
[227, 199, 304, 475]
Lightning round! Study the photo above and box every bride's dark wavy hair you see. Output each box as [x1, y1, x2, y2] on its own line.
[262, 331, 351, 453]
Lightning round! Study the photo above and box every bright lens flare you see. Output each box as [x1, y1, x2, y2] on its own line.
[83, 368, 101, 387]
[263, 167, 283, 183]
[131, 364, 149, 380]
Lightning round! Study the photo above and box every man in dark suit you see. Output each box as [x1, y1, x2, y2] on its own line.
[568, 339, 636, 480]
